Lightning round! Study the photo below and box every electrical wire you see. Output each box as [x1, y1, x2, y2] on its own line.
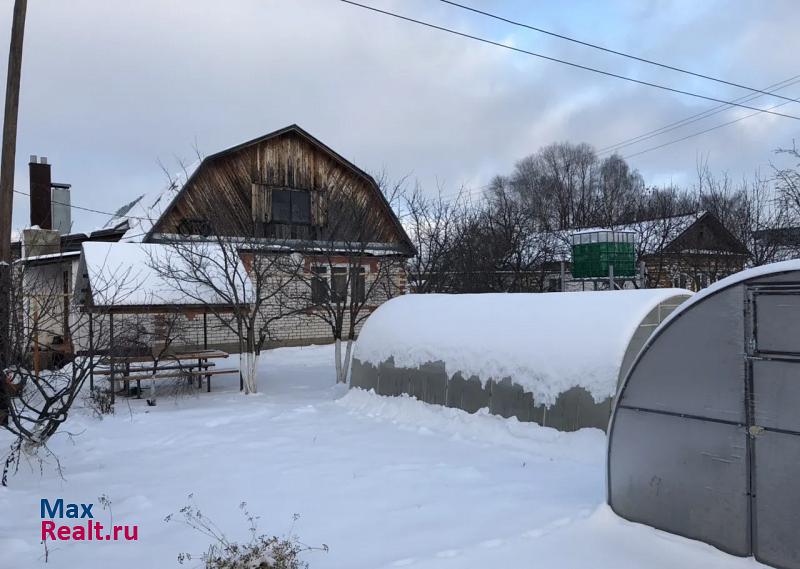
[339, 0, 800, 120]
[12, 189, 151, 222]
[439, 0, 800, 105]
[598, 75, 800, 155]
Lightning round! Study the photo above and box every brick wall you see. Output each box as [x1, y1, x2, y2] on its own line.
[73, 261, 406, 354]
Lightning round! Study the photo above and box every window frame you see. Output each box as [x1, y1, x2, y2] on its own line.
[309, 264, 369, 305]
[351, 267, 366, 304]
[271, 188, 311, 226]
[330, 267, 348, 303]
[310, 266, 329, 304]
[176, 217, 212, 237]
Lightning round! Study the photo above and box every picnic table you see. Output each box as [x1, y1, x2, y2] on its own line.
[99, 350, 237, 402]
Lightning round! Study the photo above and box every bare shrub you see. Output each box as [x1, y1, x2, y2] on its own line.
[166, 496, 327, 569]
[86, 386, 114, 418]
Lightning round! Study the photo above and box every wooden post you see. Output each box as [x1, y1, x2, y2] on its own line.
[109, 312, 115, 404]
[32, 308, 39, 380]
[203, 311, 209, 391]
[124, 359, 130, 397]
[0, 0, 28, 369]
[203, 311, 207, 350]
[88, 313, 94, 390]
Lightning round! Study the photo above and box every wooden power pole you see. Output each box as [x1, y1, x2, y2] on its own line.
[0, 0, 28, 368]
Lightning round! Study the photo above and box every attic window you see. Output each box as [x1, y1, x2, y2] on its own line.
[177, 218, 211, 236]
[272, 189, 310, 225]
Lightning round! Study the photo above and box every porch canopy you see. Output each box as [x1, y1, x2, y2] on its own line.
[75, 241, 252, 314]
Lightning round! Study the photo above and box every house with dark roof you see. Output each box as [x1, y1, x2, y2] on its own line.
[546, 211, 750, 292]
[19, 125, 415, 358]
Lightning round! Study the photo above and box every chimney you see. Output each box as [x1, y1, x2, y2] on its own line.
[29, 155, 52, 229]
[51, 182, 72, 234]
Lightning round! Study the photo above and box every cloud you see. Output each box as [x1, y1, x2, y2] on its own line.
[1, 0, 798, 231]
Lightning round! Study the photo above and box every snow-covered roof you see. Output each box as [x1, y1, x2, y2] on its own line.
[573, 228, 636, 236]
[550, 212, 703, 261]
[18, 250, 81, 263]
[103, 161, 199, 243]
[77, 241, 252, 309]
[353, 289, 693, 405]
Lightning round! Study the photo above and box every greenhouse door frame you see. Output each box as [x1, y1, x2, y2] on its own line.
[745, 283, 800, 569]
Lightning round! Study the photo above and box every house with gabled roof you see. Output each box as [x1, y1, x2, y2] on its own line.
[21, 125, 415, 358]
[546, 211, 750, 292]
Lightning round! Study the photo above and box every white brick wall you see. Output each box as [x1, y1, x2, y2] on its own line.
[72, 261, 406, 354]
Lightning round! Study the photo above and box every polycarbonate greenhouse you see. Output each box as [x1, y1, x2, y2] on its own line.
[607, 259, 800, 569]
[350, 289, 691, 432]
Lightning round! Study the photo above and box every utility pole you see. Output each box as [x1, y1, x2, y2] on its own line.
[0, 0, 28, 368]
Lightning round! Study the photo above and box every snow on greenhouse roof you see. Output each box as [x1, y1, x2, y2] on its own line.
[78, 241, 252, 309]
[354, 289, 692, 405]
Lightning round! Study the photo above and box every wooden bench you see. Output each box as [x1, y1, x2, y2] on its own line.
[94, 361, 215, 376]
[115, 368, 239, 396]
[102, 350, 231, 402]
[184, 368, 239, 392]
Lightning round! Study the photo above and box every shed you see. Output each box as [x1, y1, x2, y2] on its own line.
[607, 260, 800, 569]
[350, 289, 691, 431]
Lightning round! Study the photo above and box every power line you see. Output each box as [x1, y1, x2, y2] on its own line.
[12, 189, 151, 222]
[433, 83, 800, 203]
[598, 75, 800, 156]
[439, 0, 800, 105]
[621, 95, 797, 160]
[340, 1, 800, 120]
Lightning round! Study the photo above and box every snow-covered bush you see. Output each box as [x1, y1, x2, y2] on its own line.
[167, 497, 327, 569]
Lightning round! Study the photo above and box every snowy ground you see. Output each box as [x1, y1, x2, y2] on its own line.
[0, 344, 766, 568]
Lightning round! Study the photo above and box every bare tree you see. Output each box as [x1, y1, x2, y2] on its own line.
[508, 142, 643, 230]
[775, 142, 800, 225]
[148, 235, 300, 395]
[284, 187, 406, 383]
[399, 183, 469, 293]
[1, 257, 115, 485]
[696, 163, 788, 266]
[433, 181, 559, 293]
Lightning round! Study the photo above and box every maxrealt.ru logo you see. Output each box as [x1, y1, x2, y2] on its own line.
[40, 498, 139, 541]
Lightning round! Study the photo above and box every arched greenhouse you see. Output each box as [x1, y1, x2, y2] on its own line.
[350, 289, 691, 432]
[608, 260, 800, 569]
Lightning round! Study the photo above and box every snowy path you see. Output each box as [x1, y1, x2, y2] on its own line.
[0, 345, 767, 568]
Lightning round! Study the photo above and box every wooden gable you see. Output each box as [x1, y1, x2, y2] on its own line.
[663, 213, 749, 256]
[147, 125, 414, 254]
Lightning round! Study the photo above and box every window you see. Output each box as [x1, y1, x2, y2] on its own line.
[177, 218, 211, 236]
[309, 265, 367, 305]
[272, 189, 310, 225]
[331, 267, 348, 303]
[672, 272, 690, 289]
[352, 267, 366, 304]
[291, 191, 311, 224]
[311, 266, 329, 304]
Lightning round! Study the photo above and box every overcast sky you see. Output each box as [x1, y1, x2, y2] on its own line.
[2, 0, 799, 232]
